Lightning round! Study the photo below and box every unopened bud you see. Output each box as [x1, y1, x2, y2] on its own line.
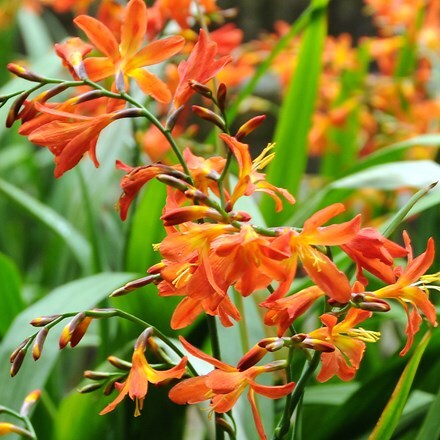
[166, 105, 184, 131]
[229, 211, 251, 222]
[77, 383, 103, 394]
[103, 377, 122, 395]
[184, 188, 210, 203]
[74, 90, 105, 104]
[161, 206, 223, 226]
[156, 174, 189, 191]
[134, 327, 154, 352]
[301, 337, 335, 353]
[0, 423, 34, 438]
[20, 389, 41, 416]
[107, 355, 132, 371]
[351, 293, 391, 312]
[31, 314, 61, 327]
[189, 80, 213, 99]
[59, 312, 92, 349]
[237, 344, 267, 371]
[235, 115, 266, 140]
[113, 108, 144, 120]
[7, 63, 44, 82]
[192, 105, 226, 130]
[10, 350, 26, 377]
[6, 91, 31, 127]
[10, 338, 29, 363]
[216, 83, 227, 113]
[110, 274, 161, 297]
[32, 327, 48, 360]
[83, 370, 112, 380]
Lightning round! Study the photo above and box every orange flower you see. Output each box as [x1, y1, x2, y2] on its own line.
[305, 308, 379, 382]
[54, 37, 93, 79]
[75, 0, 185, 102]
[169, 337, 295, 440]
[117, 148, 225, 219]
[211, 225, 290, 297]
[100, 329, 187, 416]
[174, 29, 232, 107]
[262, 286, 325, 337]
[269, 204, 360, 302]
[371, 234, 438, 355]
[341, 227, 408, 285]
[219, 134, 295, 212]
[25, 103, 140, 177]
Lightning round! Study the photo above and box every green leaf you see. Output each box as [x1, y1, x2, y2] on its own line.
[0, 178, 92, 272]
[304, 383, 360, 406]
[347, 134, 440, 175]
[125, 178, 166, 273]
[226, 0, 329, 124]
[0, 272, 138, 410]
[369, 331, 432, 440]
[416, 386, 440, 440]
[0, 252, 25, 336]
[17, 8, 53, 60]
[331, 161, 440, 190]
[261, 0, 328, 225]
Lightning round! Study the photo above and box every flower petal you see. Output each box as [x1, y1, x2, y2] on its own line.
[74, 15, 120, 63]
[129, 68, 172, 103]
[120, 0, 147, 60]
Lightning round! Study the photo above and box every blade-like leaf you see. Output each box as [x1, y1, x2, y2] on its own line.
[0, 178, 92, 272]
[0, 272, 138, 410]
[416, 386, 440, 440]
[262, 0, 328, 225]
[369, 331, 432, 440]
[0, 252, 25, 336]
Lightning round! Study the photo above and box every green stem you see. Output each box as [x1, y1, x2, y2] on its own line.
[206, 315, 225, 440]
[272, 351, 320, 440]
[233, 289, 250, 353]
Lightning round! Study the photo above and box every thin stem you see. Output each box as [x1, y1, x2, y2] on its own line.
[272, 351, 320, 440]
[109, 309, 199, 377]
[233, 289, 250, 353]
[206, 315, 225, 440]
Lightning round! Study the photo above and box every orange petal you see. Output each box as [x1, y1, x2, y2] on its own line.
[249, 380, 295, 399]
[74, 15, 120, 63]
[120, 0, 147, 60]
[168, 376, 210, 404]
[179, 336, 235, 371]
[125, 36, 185, 71]
[303, 203, 346, 233]
[83, 57, 116, 82]
[128, 68, 172, 103]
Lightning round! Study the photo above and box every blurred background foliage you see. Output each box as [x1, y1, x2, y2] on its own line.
[0, 0, 439, 439]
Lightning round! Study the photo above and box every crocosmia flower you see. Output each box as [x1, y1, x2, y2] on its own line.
[305, 308, 379, 382]
[75, 0, 185, 102]
[100, 329, 187, 416]
[169, 337, 294, 440]
[371, 233, 438, 355]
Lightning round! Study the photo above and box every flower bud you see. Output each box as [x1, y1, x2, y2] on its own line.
[237, 344, 267, 371]
[165, 105, 184, 131]
[10, 349, 26, 377]
[216, 83, 227, 113]
[235, 115, 266, 140]
[161, 206, 223, 226]
[0, 422, 34, 438]
[30, 314, 61, 327]
[189, 80, 213, 99]
[7, 63, 44, 82]
[74, 90, 105, 104]
[59, 312, 92, 349]
[156, 174, 189, 191]
[301, 337, 335, 353]
[32, 327, 48, 360]
[20, 389, 41, 416]
[83, 370, 113, 380]
[77, 383, 103, 394]
[110, 274, 161, 297]
[10, 338, 29, 363]
[134, 327, 155, 352]
[107, 355, 132, 370]
[6, 91, 31, 127]
[229, 211, 251, 222]
[192, 105, 226, 130]
[351, 293, 391, 312]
